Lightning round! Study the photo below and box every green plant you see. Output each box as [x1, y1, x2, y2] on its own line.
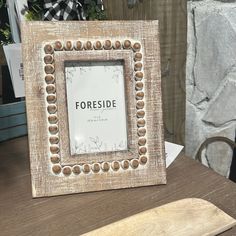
[25, 0, 43, 20]
[84, 0, 106, 20]
[0, 0, 11, 45]
[0, 0, 6, 8]
[0, 0, 106, 44]
[0, 24, 13, 45]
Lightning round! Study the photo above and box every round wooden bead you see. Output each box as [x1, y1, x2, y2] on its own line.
[48, 125, 58, 134]
[47, 104, 57, 114]
[137, 119, 146, 127]
[83, 164, 91, 174]
[112, 161, 120, 171]
[139, 156, 148, 165]
[94, 41, 102, 50]
[137, 128, 146, 137]
[50, 154, 60, 164]
[139, 146, 147, 155]
[123, 40, 131, 49]
[44, 55, 54, 64]
[113, 40, 121, 49]
[134, 62, 142, 71]
[72, 165, 81, 175]
[134, 53, 142, 61]
[137, 110, 145, 118]
[64, 41, 73, 50]
[46, 84, 56, 94]
[49, 136, 59, 144]
[45, 75, 55, 84]
[52, 165, 61, 174]
[46, 95, 56, 104]
[92, 163, 100, 173]
[48, 115, 58, 124]
[138, 137, 147, 146]
[75, 41, 83, 50]
[50, 145, 60, 154]
[136, 91, 144, 100]
[135, 82, 143, 91]
[136, 101, 145, 109]
[104, 40, 112, 50]
[44, 64, 55, 74]
[85, 41, 92, 50]
[121, 160, 130, 170]
[131, 159, 139, 169]
[101, 162, 110, 172]
[135, 72, 144, 81]
[44, 44, 54, 54]
[54, 41, 63, 50]
[133, 42, 141, 52]
[63, 166, 72, 176]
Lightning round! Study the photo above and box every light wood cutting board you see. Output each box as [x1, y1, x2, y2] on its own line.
[82, 198, 236, 236]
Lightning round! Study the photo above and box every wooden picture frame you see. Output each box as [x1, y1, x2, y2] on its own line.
[21, 21, 166, 197]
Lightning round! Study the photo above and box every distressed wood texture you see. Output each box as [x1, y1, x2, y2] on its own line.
[21, 21, 166, 197]
[0, 137, 236, 236]
[82, 198, 236, 236]
[0, 101, 27, 142]
[104, 0, 187, 145]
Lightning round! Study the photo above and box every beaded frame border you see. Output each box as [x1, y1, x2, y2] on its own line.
[44, 39, 147, 176]
[54, 50, 141, 165]
[22, 21, 166, 197]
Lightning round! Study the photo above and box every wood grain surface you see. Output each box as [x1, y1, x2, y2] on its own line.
[0, 101, 27, 142]
[82, 198, 236, 236]
[21, 20, 166, 197]
[104, 0, 187, 145]
[0, 136, 236, 236]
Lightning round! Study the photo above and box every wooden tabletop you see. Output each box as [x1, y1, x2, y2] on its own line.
[0, 136, 235, 236]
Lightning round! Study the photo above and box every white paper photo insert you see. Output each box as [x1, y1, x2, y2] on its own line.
[65, 61, 128, 155]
